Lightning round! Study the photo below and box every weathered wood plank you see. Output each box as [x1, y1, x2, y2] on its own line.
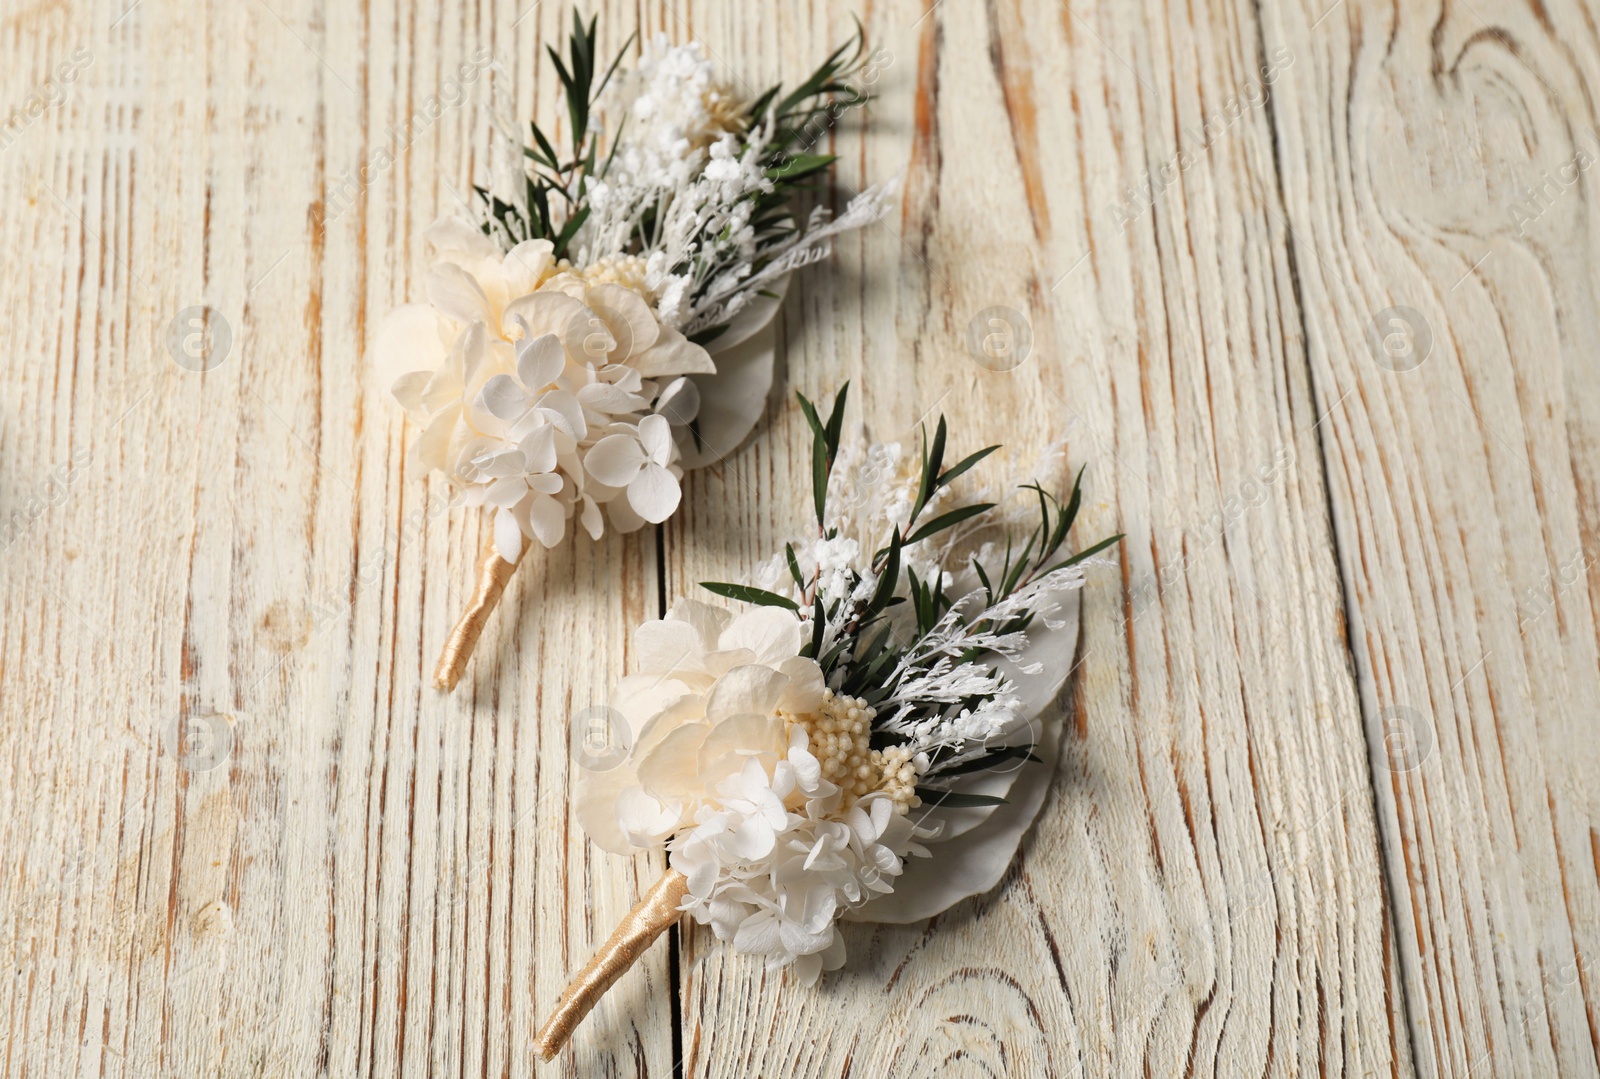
[0, 1, 676, 1076]
[655, 1, 1408, 1076]
[1264, 2, 1600, 1075]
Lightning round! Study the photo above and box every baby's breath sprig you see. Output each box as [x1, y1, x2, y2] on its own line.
[474, 15, 886, 340]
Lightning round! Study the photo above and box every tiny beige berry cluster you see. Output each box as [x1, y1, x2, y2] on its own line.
[698, 86, 748, 141]
[785, 689, 923, 814]
[543, 254, 655, 299]
[573, 254, 653, 297]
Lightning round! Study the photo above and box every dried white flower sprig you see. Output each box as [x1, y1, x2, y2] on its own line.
[535, 386, 1120, 1058]
[371, 16, 893, 689]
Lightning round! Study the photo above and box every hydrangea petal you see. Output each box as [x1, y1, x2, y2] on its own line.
[517, 331, 567, 389]
[424, 263, 493, 325]
[574, 766, 639, 855]
[636, 722, 711, 801]
[493, 506, 524, 563]
[732, 912, 783, 956]
[477, 374, 529, 422]
[584, 433, 646, 487]
[637, 413, 674, 464]
[373, 303, 445, 393]
[664, 599, 733, 647]
[588, 282, 661, 356]
[627, 462, 681, 523]
[655, 376, 701, 426]
[630, 321, 716, 377]
[527, 494, 567, 548]
[704, 665, 788, 722]
[720, 607, 803, 665]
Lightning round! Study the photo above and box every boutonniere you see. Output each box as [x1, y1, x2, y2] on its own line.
[534, 386, 1120, 1057]
[372, 18, 894, 688]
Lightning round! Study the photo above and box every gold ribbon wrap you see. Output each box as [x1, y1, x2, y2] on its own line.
[533, 869, 689, 1061]
[433, 540, 524, 690]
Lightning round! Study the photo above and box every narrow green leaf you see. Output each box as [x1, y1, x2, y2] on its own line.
[905, 502, 995, 546]
[796, 389, 832, 526]
[593, 30, 635, 101]
[911, 416, 947, 523]
[687, 323, 730, 346]
[824, 382, 850, 460]
[820, 633, 853, 671]
[766, 152, 837, 183]
[810, 426, 829, 528]
[698, 582, 800, 610]
[972, 557, 994, 602]
[796, 391, 825, 442]
[746, 84, 780, 122]
[1040, 533, 1123, 574]
[529, 123, 562, 172]
[914, 788, 1009, 808]
[785, 543, 805, 590]
[866, 529, 902, 615]
[937, 444, 1000, 489]
[551, 205, 591, 259]
[1001, 531, 1038, 596]
[1063, 465, 1085, 530]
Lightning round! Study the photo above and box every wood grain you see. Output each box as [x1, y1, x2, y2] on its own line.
[0, 0, 1594, 1077]
[662, 1, 1405, 1075]
[1265, 1, 1600, 1075]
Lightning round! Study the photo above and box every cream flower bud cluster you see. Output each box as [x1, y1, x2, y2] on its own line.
[784, 689, 924, 813]
[698, 86, 746, 143]
[554, 253, 654, 298]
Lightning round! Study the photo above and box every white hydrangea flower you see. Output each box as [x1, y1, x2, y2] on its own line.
[670, 756, 929, 984]
[572, 598, 944, 982]
[370, 218, 718, 559]
[573, 598, 828, 853]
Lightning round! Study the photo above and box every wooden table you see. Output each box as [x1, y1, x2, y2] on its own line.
[4, 0, 1597, 1075]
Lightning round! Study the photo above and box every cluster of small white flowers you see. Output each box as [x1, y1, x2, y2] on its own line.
[678, 179, 897, 336]
[670, 746, 933, 985]
[555, 37, 895, 337]
[748, 535, 874, 622]
[825, 439, 957, 585]
[601, 37, 736, 193]
[811, 536, 861, 606]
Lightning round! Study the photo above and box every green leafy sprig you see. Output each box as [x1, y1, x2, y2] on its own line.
[478, 11, 632, 258]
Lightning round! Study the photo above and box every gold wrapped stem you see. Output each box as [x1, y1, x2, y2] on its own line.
[433, 540, 524, 690]
[534, 869, 689, 1061]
